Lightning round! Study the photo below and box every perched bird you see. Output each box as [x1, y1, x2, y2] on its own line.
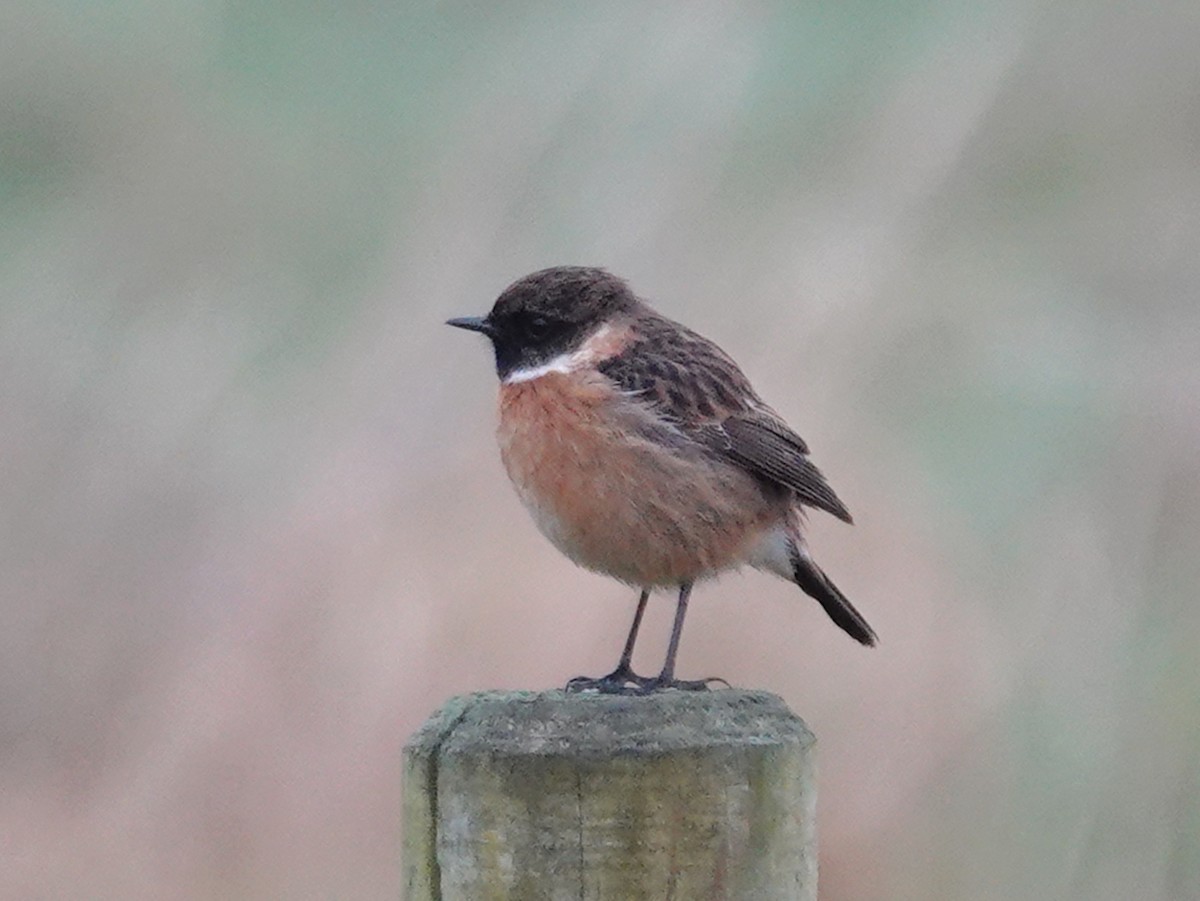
[448, 267, 875, 693]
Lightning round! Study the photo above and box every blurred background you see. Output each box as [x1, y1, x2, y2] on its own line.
[3, 2, 1198, 898]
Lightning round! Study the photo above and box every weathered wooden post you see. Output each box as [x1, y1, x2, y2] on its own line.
[403, 689, 817, 899]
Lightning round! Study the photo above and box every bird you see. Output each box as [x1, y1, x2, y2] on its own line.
[447, 266, 875, 693]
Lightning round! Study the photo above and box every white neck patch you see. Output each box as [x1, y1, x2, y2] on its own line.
[503, 353, 577, 384]
[502, 324, 611, 385]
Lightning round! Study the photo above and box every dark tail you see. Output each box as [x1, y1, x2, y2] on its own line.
[792, 551, 877, 646]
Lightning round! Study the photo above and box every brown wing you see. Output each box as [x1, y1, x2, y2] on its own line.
[598, 313, 853, 523]
[696, 413, 852, 522]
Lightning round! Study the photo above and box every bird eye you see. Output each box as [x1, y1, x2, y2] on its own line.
[526, 315, 551, 339]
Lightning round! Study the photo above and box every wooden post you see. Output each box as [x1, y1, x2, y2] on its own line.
[402, 689, 817, 900]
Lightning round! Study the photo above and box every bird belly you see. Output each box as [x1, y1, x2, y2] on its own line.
[497, 372, 783, 587]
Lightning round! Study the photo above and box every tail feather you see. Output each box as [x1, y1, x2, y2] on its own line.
[791, 550, 877, 647]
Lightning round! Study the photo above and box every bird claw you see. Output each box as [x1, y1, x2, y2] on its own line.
[565, 664, 655, 695]
[566, 668, 731, 695]
[637, 675, 731, 693]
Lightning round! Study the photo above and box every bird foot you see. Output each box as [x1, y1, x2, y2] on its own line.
[565, 663, 655, 695]
[635, 675, 732, 693]
[566, 667, 731, 695]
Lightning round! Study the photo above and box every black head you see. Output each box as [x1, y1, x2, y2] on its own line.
[447, 267, 639, 379]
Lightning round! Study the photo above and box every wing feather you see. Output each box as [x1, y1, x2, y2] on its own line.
[598, 313, 852, 523]
[698, 415, 852, 522]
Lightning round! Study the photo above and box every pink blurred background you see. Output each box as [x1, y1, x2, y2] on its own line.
[2, 3, 1198, 898]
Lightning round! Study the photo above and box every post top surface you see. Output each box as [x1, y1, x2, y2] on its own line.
[406, 688, 814, 759]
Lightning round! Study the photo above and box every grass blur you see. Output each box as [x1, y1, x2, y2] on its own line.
[2, 2, 1198, 898]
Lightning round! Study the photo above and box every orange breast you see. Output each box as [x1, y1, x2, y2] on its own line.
[496, 371, 783, 587]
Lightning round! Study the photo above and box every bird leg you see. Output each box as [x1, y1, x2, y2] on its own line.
[637, 582, 729, 693]
[565, 589, 655, 694]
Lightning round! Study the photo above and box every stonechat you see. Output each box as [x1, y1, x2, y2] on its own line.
[448, 266, 875, 693]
